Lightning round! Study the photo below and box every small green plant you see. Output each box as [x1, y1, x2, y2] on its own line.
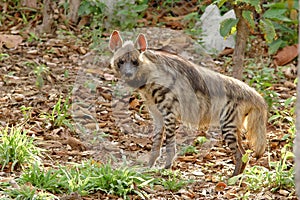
[228, 144, 294, 193]
[0, 53, 9, 61]
[180, 145, 199, 156]
[87, 163, 152, 199]
[41, 95, 73, 130]
[159, 169, 191, 192]
[268, 96, 295, 126]
[20, 162, 64, 194]
[195, 136, 208, 146]
[6, 185, 37, 200]
[34, 64, 49, 88]
[6, 185, 59, 200]
[20, 105, 33, 122]
[0, 126, 41, 171]
[27, 32, 40, 43]
[59, 160, 155, 199]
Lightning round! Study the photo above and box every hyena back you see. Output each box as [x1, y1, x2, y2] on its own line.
[109, 30, 267, 176]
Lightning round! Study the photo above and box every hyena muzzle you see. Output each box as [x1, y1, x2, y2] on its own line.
[108, 30, 267, 177]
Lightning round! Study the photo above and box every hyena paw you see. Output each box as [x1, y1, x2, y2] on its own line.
[164, 163, 172, 169]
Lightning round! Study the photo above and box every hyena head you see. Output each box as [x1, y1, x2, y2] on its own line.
[109, 30, 148, 88]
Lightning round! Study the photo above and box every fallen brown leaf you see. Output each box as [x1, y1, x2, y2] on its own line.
[273, 44, 298, 66]
[0, 34, 23, 48]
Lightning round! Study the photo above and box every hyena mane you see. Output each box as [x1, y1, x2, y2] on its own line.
[109, 30, 267, 176]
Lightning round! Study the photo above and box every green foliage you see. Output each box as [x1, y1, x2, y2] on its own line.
[268, 96, 295, 126]
[195, 136, 208, 146]
[245, 63, 280, 108]
[219, 18, 239, 37]
[85, 164, 152, 198]
[217, 0, 299, 55]
[6, 185, 37, 200]
[159, 169, 191, 192]
[15, 160, 155, 199]
[180, 145, 199, 156]
[41, 95, 73, 130]
[242, 10, 255, 29]
[79, 0, 148, 47]
[259, 18, 276, 44]
[7, 160, 190, 199]
[20, 163, 64, 193]
[5, 185, 59, 200]
[27, 32, 40, 43]
[183, 12, 204, 45]
[78, 0, 107, 16]
[244, 61, 295, 130]
[228, 144, 294, 193]
[0, 53, 9, 61]
[0, 126, 41, 171]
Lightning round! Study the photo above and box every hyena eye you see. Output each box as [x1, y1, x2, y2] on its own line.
[117, 60, 124, 68]
[132, 60, 139, 66]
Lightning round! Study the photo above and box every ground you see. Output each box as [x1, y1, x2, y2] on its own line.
[0, 3, 297, 199]
[0, 1, 296, 195]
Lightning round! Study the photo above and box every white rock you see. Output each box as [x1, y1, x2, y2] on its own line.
[199, 5, 236, 54]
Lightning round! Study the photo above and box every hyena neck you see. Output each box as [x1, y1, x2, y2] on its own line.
[126, 75, 148, 88]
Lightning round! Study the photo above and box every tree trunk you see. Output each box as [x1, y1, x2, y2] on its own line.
[68, 0, 81, 24]
[295, 8, 300, 197]
[39, 0, 54, 33]
[232, 6, 249, 80]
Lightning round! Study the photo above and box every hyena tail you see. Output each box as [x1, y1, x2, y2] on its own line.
[245, 104, 267, 158]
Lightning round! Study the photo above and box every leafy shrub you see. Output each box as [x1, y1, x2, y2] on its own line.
[78, 0, 148, 47]
[217, 0, 299, 54]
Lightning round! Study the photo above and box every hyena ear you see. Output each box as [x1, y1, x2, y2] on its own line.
[109, 30, 123, 52]
[135, 33, 147, 52]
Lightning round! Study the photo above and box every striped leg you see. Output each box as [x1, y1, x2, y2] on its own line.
[156, 96, 178, 169]
[220, 102, 246, 176]
[163, 112, 177, 169]
[148, 105, 164, 167]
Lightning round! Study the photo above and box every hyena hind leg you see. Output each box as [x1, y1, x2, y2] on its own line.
[163, 112, 177, 169]
[221, 122, 247, 176]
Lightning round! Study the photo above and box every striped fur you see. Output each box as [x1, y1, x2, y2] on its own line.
[109, 31, 267, 176]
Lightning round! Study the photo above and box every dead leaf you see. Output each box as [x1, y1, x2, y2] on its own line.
[273, 44, 298, 66]
[0, 34, 23, 48]
[63, 137, 87, 151]
[219, 47, 234, 56]
[215, 182, 227, 192]
[129, 98, 140, 109]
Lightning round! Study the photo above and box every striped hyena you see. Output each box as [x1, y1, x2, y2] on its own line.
[109, 30, 267, 176]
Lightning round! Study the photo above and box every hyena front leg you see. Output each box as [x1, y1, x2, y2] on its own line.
[148, 105, 164, 168]
[156, 101, 177, 169]
[220, 103, 246, 176]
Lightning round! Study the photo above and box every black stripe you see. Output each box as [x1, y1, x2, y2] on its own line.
[155, 97, 164, 104]
[220, 101, 231, 116]
[151, 86, 163, 98]
[224, 134, 236, 141]
[223, 105, 235, 121]
[160, 87, 171, 96]
[221, 112, 236, 127]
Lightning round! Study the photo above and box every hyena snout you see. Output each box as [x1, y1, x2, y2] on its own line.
[121, 63, 136, 78]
